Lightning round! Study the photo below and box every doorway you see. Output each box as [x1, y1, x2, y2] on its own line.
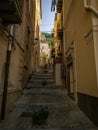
[67, 63, 75, 99]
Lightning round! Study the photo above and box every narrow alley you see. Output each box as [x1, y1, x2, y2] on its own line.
[0, 0, 98, 129]
[0, 66, 97, 129]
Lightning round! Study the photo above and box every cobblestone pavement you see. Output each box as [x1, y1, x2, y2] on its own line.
[0, 67, 98, 130]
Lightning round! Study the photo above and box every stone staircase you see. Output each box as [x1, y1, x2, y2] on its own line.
[29, 70, 54, 85]
[0, 67, 97, 130]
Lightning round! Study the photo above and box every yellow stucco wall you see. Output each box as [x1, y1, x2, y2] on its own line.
[63, 0, 98, 97]
[53, 13, 62, 57]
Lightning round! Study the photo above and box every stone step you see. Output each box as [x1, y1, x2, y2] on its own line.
[25, 82, 64, 90]
[34, 73, 53, 77]
[30, 79, 54, 82]
[15, 102, 70, 109]
[29, 82, 54, 86]
[32, 76, 54, 79]
[19, 93, 67, 104]
[32, 75, 53, 77]
[31, 76, 54, 79]
[23, 89, 66, 95]
[26, 83, 63, 89]
[35, 67, 53, 73]
[0, 128, 95, 130]
[29, 80, 54, 85]
[35, 72, 53, 74]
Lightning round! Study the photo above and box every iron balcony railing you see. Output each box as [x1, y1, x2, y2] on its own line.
[57, 29, 63, 40]
[57, 0, 63, 13]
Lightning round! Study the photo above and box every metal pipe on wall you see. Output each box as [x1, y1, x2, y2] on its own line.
[1, 25, 14, 120]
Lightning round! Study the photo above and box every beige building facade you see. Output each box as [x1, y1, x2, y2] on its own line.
[0, 0, 42, 119]
[52, 0, 98, 126]
[52, 0, 64, 86]
[62, 0, 98, 126]
[32, 0, 42, 71]
[52, 13, 63, 58]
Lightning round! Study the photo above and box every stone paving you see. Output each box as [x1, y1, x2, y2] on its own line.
[0, 66, 98, 130]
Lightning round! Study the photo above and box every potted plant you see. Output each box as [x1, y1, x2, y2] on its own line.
[32, 106, 49, 125]
[57, 52, 63, 57]
[41, 80, 47, 86]
[55, 56, 63, 63]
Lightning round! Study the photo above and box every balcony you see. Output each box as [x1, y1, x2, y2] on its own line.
[57, 0, 63, 13]
[51, 32, 54, 37]
[57, 29, 63, 40]
[0, 0, 23, 24]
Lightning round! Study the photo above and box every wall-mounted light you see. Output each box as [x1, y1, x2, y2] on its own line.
[70, 44, 74, 49]
[8, 35, 14, 50]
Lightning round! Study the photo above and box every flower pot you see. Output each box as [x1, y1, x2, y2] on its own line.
[41, 81, 47, 86]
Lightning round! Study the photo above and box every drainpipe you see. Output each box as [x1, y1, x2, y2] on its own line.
[1, 25, 14, 120]
[84, 0, 98, 16]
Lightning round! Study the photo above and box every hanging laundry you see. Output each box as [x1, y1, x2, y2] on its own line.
[51, 0, 57, 12]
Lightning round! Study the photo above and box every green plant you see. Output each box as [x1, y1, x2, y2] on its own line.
[41, 80, 47, 86]
[32, 106, 49, 125]
[57, 52, 63, 57]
